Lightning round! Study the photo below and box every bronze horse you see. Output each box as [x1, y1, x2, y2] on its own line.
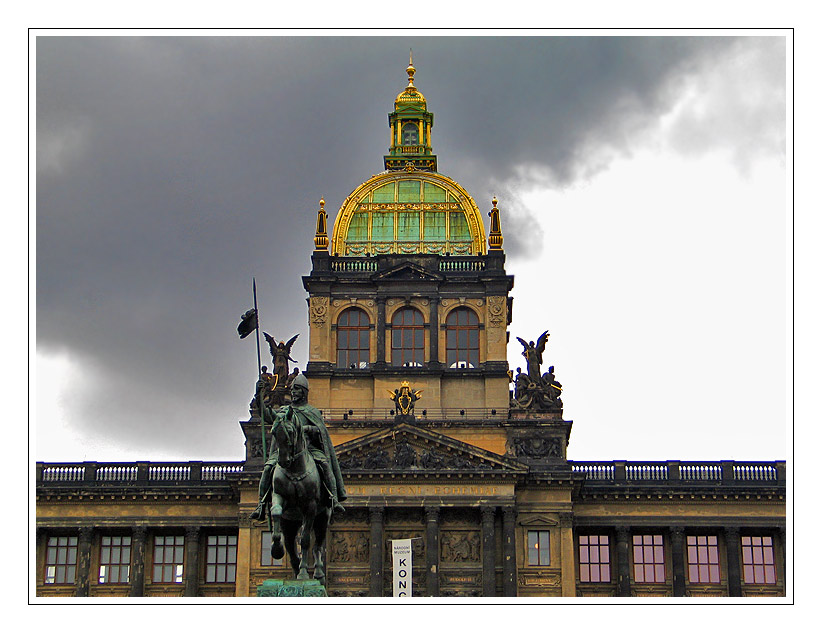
[269, 408, 331, 583]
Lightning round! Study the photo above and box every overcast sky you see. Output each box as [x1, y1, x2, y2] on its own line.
[34, 34, 788, 463]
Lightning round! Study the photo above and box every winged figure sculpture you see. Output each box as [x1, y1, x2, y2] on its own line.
[516, 330, 549, 381]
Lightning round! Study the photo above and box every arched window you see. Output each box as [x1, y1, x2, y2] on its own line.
[391, 307, 425, 367]
[401, 122, 419, 146]
[446, 308, 479, 368]
[337, 308, 370, 369]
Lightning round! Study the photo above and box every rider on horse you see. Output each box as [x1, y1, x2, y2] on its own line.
[251, 374, 347, 520]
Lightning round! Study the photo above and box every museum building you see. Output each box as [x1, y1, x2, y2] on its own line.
[35, 60, 786, 599]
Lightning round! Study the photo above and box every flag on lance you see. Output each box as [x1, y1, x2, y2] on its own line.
[391, 539, 412, 597]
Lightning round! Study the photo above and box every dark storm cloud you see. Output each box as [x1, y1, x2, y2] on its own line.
[35, 35, 770, 459]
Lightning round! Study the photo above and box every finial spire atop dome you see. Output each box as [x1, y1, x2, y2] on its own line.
[407, 49, 415, 87]
[385, 52, 436, 172]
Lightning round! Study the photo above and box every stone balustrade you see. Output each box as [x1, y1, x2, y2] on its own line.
[37, 461, 244, 486]
[569, 460, 784, 485]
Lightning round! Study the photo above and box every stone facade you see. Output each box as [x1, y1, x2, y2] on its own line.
[34, 59, 786, 600]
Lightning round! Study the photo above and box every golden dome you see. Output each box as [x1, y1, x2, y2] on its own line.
[330, 171, 487, 257]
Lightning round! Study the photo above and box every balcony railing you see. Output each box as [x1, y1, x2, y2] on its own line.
[569, 460, 785, 484]
[37, 461, 244, 486]
[323, 407, 509, 422]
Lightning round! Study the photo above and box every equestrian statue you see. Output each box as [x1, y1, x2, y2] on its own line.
[250, 374, 347, 583]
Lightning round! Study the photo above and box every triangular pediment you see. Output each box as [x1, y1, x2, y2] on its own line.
[335, 423, 527, 475]
[371, 262, 444, 282]
[519, 516, 559, 527]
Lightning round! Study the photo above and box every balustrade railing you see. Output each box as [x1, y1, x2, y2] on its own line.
[36, 461, 245, 486]
[323, 407, 508, 421]
[569, 460, 785, 485]
[733, 463, 779, 481]
[41, 465, 84, 482]
[330, 258, 378, 272]
[571, 463, 615, 480]
[38, 459, 784, 488]
[626, 463, 668, 480]
[439, 257, 486, 272]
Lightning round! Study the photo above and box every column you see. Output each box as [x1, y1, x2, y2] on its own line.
[425, 506, 440, 596]
[375, 298, 387, 368]
[724, 526, 742, 597]
[184, 526, 201, 597]
[502, 506, 517, 597]
[615, 526, 632, 597]
[369, 506, 385, 597]
[778, 526, 786, 589]
[670, 527, 686, 597]
[428, 298, 439, 366]
[481, 506, 496, 597]
[75, 527, 94, 597]
[129, 526, 147, 597]
[236, 516, 253, 597]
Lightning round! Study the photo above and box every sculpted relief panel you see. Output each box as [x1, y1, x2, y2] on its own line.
[440, 530, 481, 563]
[328, 530, 370, 564]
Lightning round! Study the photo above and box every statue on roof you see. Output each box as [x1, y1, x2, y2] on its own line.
[263, 333, 299, 386]
[516, 331, 549, 382]
[511, 331, 563, 412]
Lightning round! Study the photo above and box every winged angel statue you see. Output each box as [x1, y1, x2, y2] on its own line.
[513, 330, 563, 411]
[263, 333, 299, 386]
[516, 331, 549, 381]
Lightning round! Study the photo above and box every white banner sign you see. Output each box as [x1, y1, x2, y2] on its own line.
[391, 539, 413, 597]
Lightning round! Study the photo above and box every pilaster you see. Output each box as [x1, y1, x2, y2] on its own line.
[369, 506, 385, 596]
[184, 526, 201, 597]
[481, 505, 496, 596]
[670, 526, 686, 597]
[425, 505, 440, 596]
[559, 512, 576, 597]
[75, 527, 93, 597]
[236, 515, 253, 598]
[375, 298, 387, 368]
[129, 526, 147, 597]
[615, 526, 632, 597]
[724, 526, 742, 597]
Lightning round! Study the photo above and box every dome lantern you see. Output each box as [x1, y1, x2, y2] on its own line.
[384, 51, 437, 172]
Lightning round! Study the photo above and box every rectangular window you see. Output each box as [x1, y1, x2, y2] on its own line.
[632, 534, 665, 583]
[687, 535, 721, 584]
[261, 531, 284, 566]
[205, 535, 237, 584]
[152, 535, 184, 583]
[742, 536, 777, 584]
[527, 530, 550, 566]
[99, 535, 131, 584]
[579, 535, 610, 583]
[45, 536, 78, 584]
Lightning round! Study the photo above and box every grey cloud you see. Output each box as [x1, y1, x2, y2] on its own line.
[36, 35, 783, 458]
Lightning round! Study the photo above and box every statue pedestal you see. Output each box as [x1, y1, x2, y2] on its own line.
[256, 579, 328, 597]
